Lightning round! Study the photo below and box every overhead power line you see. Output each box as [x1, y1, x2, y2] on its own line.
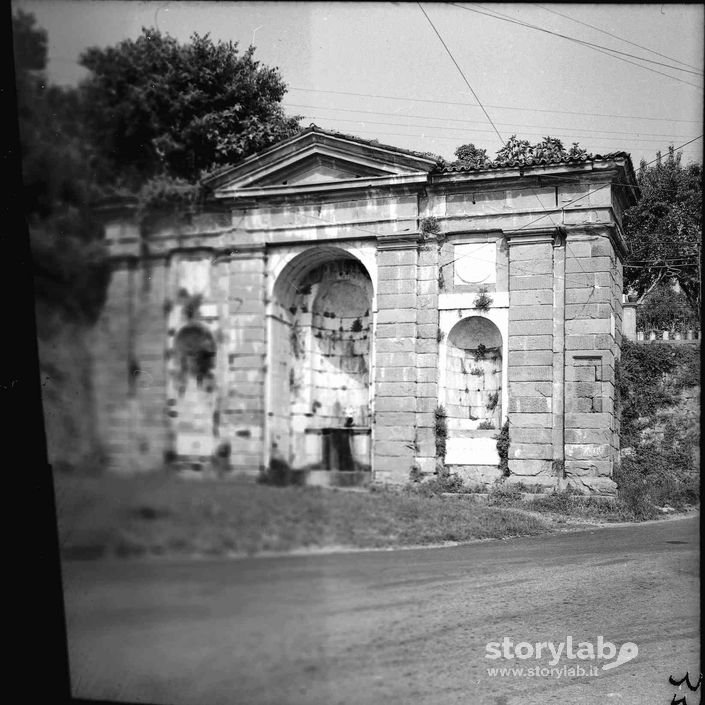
[532, 3, 702, 72]
[287, 87, 701, 125]
[451, 3, 704, 89]
[416, 2, 503, 145]
[297, 114, 699, 147]
[288, 103, 696, 140]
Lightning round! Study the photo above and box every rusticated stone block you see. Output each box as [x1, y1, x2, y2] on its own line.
[565, 319, 612, 335]
[509, 305, 553, 321]
[565, 443, 612, 460]
[377, 309, 417, 324]
[375, 338, 416, 353]
[376, 382, 416, 397]
[508, 335, 553, 351]
[565, 412, 612, 429]
[375, 396, 416, 412]
[508, 243, 553, 261]
[375, 412, 416, 427]
[509, 290, 553, 306]
[376, 322, 417, 338]
[508, 458, 553, 476]
[510, 427, 553, 444]
[565, 256, 614, 273]
[510, 443, 553, 459]
[378, 249, 416, 267]
[377, 293, 417, 310]
[509, 413, 553, 428]
[564, 428, 613, 445]
[375, 440, 415, 457]
[508, 351, 553, 366]
[507, 365, 552, 381]
[510, 275, 553, 290]
[509, 319, 554, 336]
[508, 397, 552, 413]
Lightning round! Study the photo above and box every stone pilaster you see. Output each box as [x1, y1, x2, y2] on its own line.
[373, 237, 419, 483]
[414, 240, 440, 476]
[505, 230, 558, 486]
[563, 229, 620, 494]
[224, 246, 267, 474]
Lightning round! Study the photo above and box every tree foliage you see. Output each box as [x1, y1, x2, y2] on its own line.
[13, 10, 107, 325]
[13, 13, 302, 324]
[636, 282, 699, 333]
[454, 143, 489, 168]
[79, 28, 301, 188]
[623, 146, 701, 316]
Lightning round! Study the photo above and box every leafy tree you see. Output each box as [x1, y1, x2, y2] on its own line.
[78, 28, 301, 189]
[454, 143, 489, 168]
[623, 146, 701, 316]
[636, 282, 700, 333]
[12, 10, 107, 325]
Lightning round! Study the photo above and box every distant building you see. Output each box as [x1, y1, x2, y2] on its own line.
[93, 125, 639, 493]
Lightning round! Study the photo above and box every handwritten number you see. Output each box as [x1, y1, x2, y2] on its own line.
[669, 672, 703, 691]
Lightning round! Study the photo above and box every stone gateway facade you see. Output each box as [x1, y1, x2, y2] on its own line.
[92, 126, 639, 493]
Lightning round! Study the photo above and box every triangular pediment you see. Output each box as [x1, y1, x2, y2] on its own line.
[203, 126, 438, 197]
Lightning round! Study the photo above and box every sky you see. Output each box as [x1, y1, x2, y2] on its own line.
[14, 1, 704, 165]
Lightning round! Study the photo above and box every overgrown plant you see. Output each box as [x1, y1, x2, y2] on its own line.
[496, 420, 510, 477]
[486, 391, 499, 411]
[473, 287, 493, 311]
[420, 216, 441, 239]
[434, 405, 448, 462]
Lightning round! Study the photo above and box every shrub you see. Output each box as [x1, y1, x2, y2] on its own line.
[409, 464, 424, 483]
[434, 405, 448, 461]
[495, 420, 510, 477]
[473, 288, 493, 311]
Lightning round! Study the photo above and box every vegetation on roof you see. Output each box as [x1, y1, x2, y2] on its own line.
[443, 135, 595, 172]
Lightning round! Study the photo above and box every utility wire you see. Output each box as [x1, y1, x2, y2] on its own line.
[458, 2, 704, 77]
[532, 3, 702, 72]
[288, 87, 701, 124]
[287, 103, 695, 140]
[451, 3, 704, 89]
[417, 2, 568, 234]
[416, 2, 504, 145]
[297, 113, 696, 145]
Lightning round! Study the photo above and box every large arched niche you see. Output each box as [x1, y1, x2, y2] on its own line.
[445, 316, 503, 429]
[268, 247, 373, 474]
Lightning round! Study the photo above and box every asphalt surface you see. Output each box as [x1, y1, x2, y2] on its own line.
[62, 515, 700, 705]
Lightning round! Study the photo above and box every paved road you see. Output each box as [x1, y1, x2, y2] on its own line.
[62, 516, 699, 705]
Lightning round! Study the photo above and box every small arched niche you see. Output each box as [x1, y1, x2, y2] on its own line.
[171, 323, 218, 458]
[445, 316, 502, 430]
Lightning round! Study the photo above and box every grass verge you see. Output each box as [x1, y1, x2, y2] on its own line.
[54, 472, 554, 559]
